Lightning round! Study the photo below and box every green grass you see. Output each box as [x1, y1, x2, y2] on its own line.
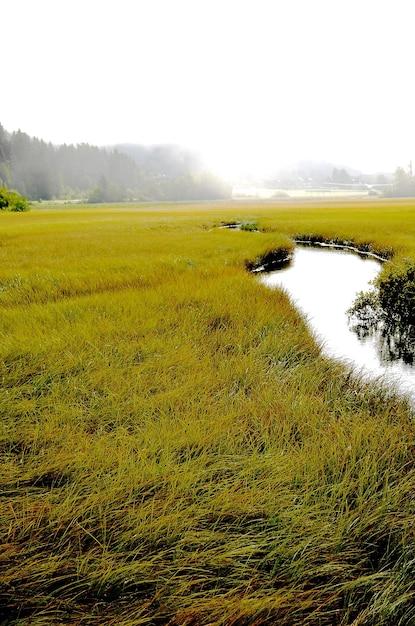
[1, 199, 415, 625]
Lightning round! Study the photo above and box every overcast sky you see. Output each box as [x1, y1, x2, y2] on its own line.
[3, 0, 414, 177]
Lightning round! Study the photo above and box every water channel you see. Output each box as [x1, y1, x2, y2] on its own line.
[259, 245, 415, 404]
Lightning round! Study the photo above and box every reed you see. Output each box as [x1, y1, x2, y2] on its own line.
[1, 200, 415, 625]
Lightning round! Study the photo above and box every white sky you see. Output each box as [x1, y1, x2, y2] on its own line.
[3, 0, 415, 177]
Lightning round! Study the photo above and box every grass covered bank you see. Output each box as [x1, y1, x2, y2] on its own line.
[1, 200, 415, 625]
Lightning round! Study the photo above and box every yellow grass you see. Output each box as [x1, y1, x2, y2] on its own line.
[1, 199, 415, 625]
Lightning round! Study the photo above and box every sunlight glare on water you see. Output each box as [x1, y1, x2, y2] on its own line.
[260, 246, 415, 403]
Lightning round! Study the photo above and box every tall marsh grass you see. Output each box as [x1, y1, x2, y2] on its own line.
[1, 200, 415, 624]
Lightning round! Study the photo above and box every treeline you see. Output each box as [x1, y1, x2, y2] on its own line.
[385, 163, 415, 197]
[326, 166, 415, 197]
[0, 124, 231, 202]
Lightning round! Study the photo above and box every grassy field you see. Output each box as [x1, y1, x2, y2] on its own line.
[1, 199, 415, 625]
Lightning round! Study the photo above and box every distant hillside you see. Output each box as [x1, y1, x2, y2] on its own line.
[0, 124, 142, 200]
[109, 144, 203, 178]
[291, 159, 363, 176]
[258, 159, 393, 190]
[0, 125, 231, 202]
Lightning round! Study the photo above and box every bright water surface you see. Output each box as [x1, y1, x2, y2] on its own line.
[260, 246, 415, 404]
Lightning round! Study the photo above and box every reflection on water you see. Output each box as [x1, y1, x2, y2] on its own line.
[350, 318, 415, 366]
[260, 246, 415, 403]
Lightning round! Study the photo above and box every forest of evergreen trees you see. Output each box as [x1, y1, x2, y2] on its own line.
[0, 124, 231, 202]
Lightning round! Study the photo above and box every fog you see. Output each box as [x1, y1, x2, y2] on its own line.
[3, 0, 414, 179]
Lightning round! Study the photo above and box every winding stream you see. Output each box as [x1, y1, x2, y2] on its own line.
[260, 246, 415, 404]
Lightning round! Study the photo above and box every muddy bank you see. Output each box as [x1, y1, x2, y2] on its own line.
[245, 234, 391, 275]
[245, 248, 292, 273]
[293, 235, 392, 263]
